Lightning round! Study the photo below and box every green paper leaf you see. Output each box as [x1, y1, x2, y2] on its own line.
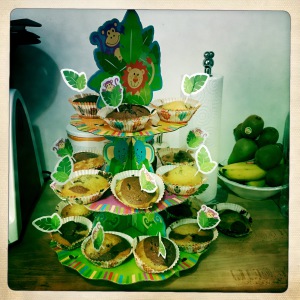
[91, 222, 105, 251]
[120, 10, 143, 63]
[158, 232, 166, 259]
[197, 205, 220, 230]
[32, 213, 62, 233]
[139, 164, 157, 193]
[181, 73, 209, 96]
[61, 69, 87, 92]
[193, 183, 209, 195]
[51, 155, 74, 184]
[195, 145, 218, 175]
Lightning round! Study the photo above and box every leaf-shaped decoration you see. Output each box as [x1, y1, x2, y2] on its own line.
[139, 164, 157, 193]
[193, 183, 209, 195]
[197, 205, 220, 230]
[142, 26, 154, 47]
[158, 232, 166, 259]
[181, 73, 209, 97]
[32, 213, 62, 233]
[52, 138, 73, 158]
[186, 128, 208, 149]
[120, 10, 143, 63]
[195, 145, 218, 175]
[100, 75, 124, 108]
[61, 69, 87, 92]
[91, 222, 105, 251]
[51, 155, 74, 185]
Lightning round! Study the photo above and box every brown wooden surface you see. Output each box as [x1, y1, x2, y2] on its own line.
[7, 181, 288, 292]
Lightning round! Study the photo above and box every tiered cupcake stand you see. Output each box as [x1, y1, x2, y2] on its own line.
[49, 113, 207, 284]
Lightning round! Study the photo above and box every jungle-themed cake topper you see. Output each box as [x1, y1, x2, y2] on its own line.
[186, 128, 208, 150]
[181, 72, 209, 99]
[32, 212, 63, 233]
[91, 222, 105, 251]
[197, 204, 220, 230]
[88, 10, 162, 107]
[185, 128, 217, 175]
[139, 164, 158, 193]
[61, 69, 88, 94]
[52, 138, 73, 158]
[99, 75, 124, 110]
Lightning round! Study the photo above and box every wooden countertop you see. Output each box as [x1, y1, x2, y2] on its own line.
[8, 181, 288, 292]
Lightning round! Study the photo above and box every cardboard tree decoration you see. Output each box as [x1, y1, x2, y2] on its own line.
[88, 10, 163, 107]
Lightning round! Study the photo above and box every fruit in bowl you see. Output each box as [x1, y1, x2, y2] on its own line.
[218, 160, 288, 200]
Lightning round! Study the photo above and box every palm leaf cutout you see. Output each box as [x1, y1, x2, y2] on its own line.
[91, 222, 105, 251]
[61, 69, 87, 92]
[139, 164, 157, 193]
[197, 205, 220, 230]
[195, 145, 217, 174]
[181, 73, 209, 97]
[52, 138, 73, 158]
[158, 232, 166, 259]
[32, 213, 62, 233]
[51, 155, 74, 185]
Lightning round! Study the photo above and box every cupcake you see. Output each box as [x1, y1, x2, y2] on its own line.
[81, 232, 133, 268]
[166, 218, 218, 253]
[51, 216, 92, 250]
[133, 235, 179, 273]
[50, 169, 112, 204]
[56, 201, 92, 218]
[69, 93, 99, 118]
[98, 104, 153, 132]
[111, 170, 165, 209]
[157, 148, 195, 166]
[214, 203, 252, 237]
[151, 98, 200, 123]
[73, 150, 105, 171]
[156, 165, 204, 196]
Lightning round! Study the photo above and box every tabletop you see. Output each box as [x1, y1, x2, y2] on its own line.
[7, 181, 288, 292]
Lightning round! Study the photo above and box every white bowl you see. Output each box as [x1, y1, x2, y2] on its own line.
[218, 173, 288, 200]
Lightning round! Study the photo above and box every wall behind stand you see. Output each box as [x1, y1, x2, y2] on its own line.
[10, 9, 290, 172]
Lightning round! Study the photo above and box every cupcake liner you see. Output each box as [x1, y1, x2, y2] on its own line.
[212, 203, 252, 237]
[55, 201, 93, 218]
[72, 149, 105, 171]
[69, 93, 100, 119]
[132, 235, 180, 274]
[98, 106, 154, 132]
[157, 147, 195, 166]
[166, 218, 218, 253]
[151, 98, 201, 123]
[81, 231, 133, 268]
[156, 165, 204, 196]
[110, 170, 165, 209]
[51, 215, 93, 250]
[50, 169, 112, 204]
